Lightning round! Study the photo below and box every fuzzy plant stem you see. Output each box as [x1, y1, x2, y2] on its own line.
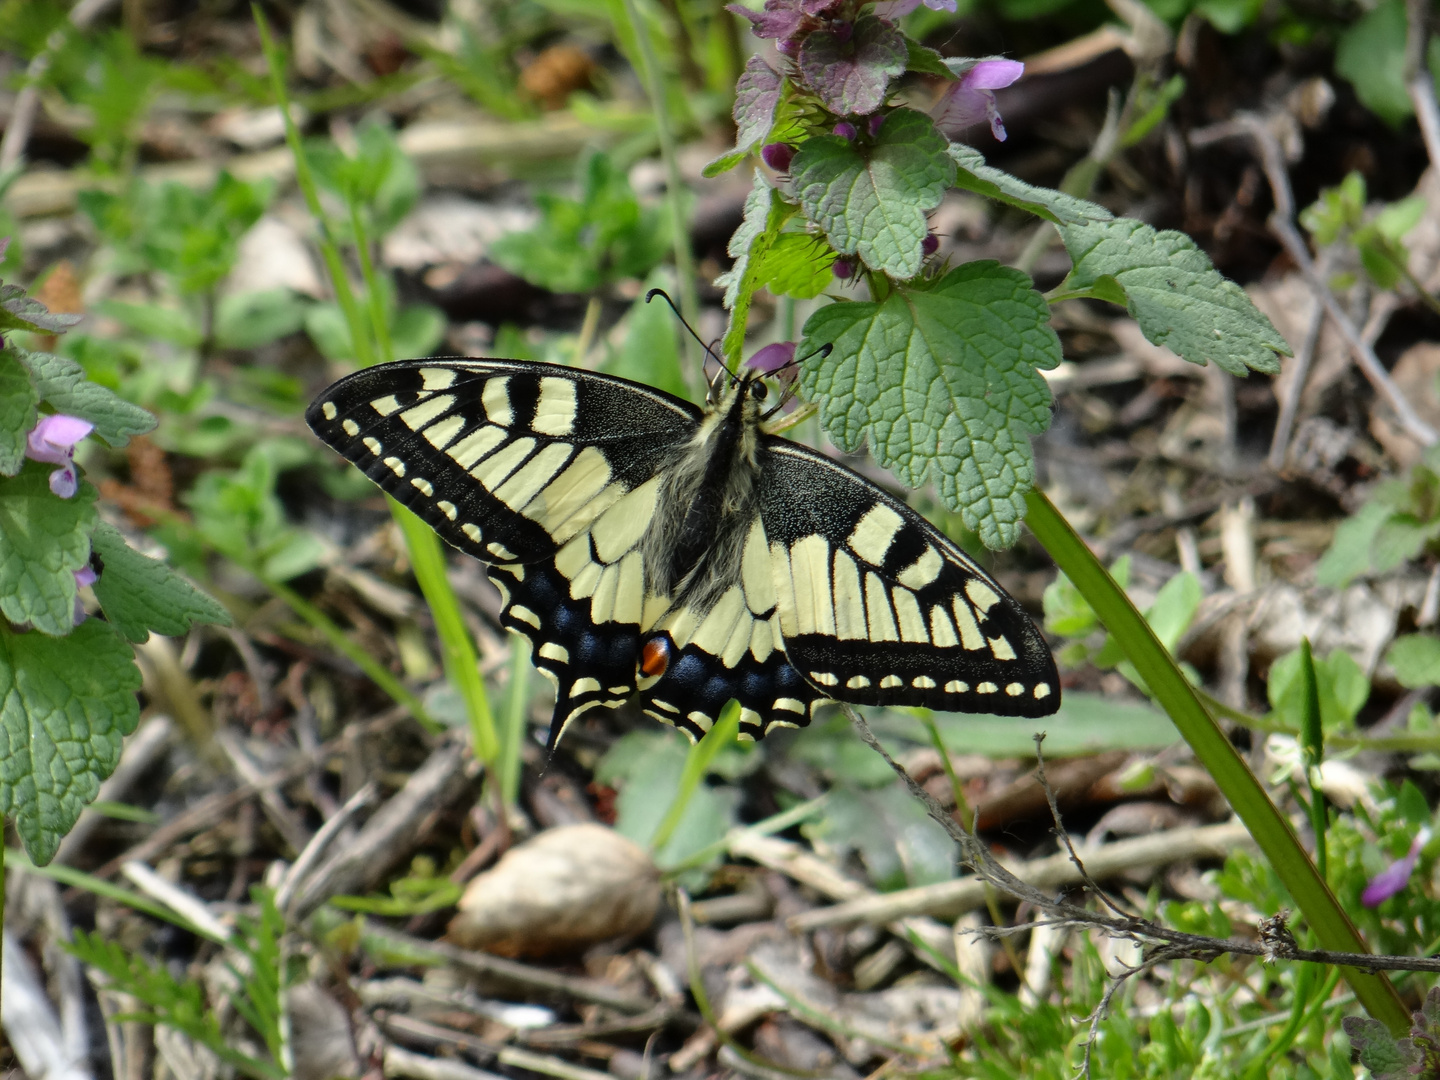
[1024, 488, 1410, 1034]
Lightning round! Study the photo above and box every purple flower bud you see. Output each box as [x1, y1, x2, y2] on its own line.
[1363, 827, 1431, 907]
[932, 58, 1024, 142]
[761, 142, 796, 172]
[72, 564, 97, 625]
[832, 257, 855, 279]
[922, 233, 939, 257]
[748, 341, 797, 373]
[868, 113, 886, 138]
[831, 20, 852, 43]
[26, 413, 93, 498]
[777, 36, 801, 56]
[832, 121, 858, 141]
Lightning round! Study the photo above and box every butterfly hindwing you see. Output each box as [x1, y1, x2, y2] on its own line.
[756, 440, 1059, 717]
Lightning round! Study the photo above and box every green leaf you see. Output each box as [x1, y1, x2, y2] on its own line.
[89, 522, 232, 643]
[0, 462, 98, 636]
[1342, 1016, 1413, 1079]
[92, 298, 203, 347]
[753, 232, 835, 299]
[1335, 0, 1412, 128]
[948, 143, 1111, 226]
[0, 349, 38, 476]
[213, 289, 310, 349]
[1316, 499, 1392, 587]
[602, 272, 688, 400]
[14, 349, 156, 448]
[905, 39, 955, 79]
[391, 303, 447, 360]
[1387, 635, 1440, 689]
[791, 108, 954, 280]
[0, 618, 141, 864]
[0, 283, 82, 335]
[1145, 570, 1201, 652]
[1059, 217, 1290, 375]
[1268, 648, 1371, 733]
[799, 261, 1060, 549]
[807, 781, 954, 891]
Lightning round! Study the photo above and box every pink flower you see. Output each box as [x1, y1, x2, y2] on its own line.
[748, 341, 796, 373]
[1362, 827, 1431, 907]
[872, 0, 957, 18]
[72, 564, 97, 625]
[933, 58, 1024, 142]
[25, 413, 93, 498]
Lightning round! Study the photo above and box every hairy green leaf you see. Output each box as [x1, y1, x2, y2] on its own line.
[0, 618, 141, 864]
[753, 232, 835, 298]
[948, 143, 1111, 226]
[0, 283, 83, 335]
[1060, 218, 1290, 375]
[1341, 1016, 1413, 1079]
[15, 348, 156, 448]
[791, 108, 953, 280]
[799, 262, 1060, 548]
[733, 56, 782, 157]
[89, 523, 232, 643]
[0, 462, 98, 636]
[0, 350, 38, 476]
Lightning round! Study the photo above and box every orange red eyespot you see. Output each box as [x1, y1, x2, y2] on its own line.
[640, 635, 671, 678]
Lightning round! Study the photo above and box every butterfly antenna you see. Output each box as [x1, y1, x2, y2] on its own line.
[761, 342, 831, 420]
[645, 289, 731, 377]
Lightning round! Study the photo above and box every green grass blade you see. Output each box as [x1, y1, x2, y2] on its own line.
[1024, 488, 1409, 1033]
[390, 499, 498, 763]
[650, 703, 740, 855]
[1299, 638, 1328, 880]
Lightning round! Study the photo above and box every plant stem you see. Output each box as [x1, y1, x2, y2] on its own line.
[1024, 487, 1411, 1034]
[390, 499, 498, 763]
[255, 9, 373, 369]
[617, 0, 700, 379]
[650, 704, 739, 856]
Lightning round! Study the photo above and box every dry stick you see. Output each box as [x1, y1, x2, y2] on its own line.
[1407, 0, 1440, 171]
[361, 923, 656, 1014]
[1266, 278, 1325, 470]
[839, 704, 1440, 977]
[273, 781, 378, 918]
[1194, 116, 1438, 447]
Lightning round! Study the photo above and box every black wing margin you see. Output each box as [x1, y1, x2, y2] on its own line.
[756, 440, 1060, 718]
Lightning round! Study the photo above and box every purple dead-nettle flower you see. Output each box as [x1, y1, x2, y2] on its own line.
[833, 120, 859, 141]
[867, 112, 886, 137]
[72, 564, 97, 625]
[933, 57, 1024, 141]
[749, 341, 797, 373]
[1363, 826, 1432, 907]
[921, 233, 939, 257]
[26, 413, 93, 498]
[871, 0, 956, 17]
[832, 257, 856, 279]
[761, 142, 796, 171]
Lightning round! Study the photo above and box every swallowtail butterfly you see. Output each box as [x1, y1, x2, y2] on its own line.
[307, 357, 1060, 747]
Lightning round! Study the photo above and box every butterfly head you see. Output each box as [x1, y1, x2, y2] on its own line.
[705, 365, 770, 411]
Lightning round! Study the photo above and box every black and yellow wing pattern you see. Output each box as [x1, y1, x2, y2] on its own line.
[306, 358, 1059, 745]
